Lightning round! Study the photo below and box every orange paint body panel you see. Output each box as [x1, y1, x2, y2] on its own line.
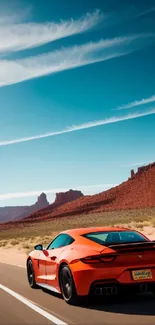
[27, 226, 155, 296]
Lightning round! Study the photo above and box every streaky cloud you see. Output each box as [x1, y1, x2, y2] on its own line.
[0, 10, 103, 53]
[136, 6, 155, 18]
[0, 109, 155, 147]
[120, 161, 154, 167]
[0, 5, 32, 25]
[0, 184, 117, 200]
[115, 95, 155, 110]
[0, 33, 154, 88]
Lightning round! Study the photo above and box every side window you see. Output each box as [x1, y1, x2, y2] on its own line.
[47, 234, 74, 250]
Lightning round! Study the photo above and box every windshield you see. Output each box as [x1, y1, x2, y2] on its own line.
[83, 231, 147, 246]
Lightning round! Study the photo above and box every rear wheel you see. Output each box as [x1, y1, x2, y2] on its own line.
[27, 259, 38, 289]
[60, 265, 85, 305]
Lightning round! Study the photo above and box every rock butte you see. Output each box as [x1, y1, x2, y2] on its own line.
[0, 192, 49, 223]
[0, 162, 155, 227]
[0, 190, 83, 223]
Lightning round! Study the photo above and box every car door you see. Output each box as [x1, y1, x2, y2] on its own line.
[45, 234, 74, 290]
[35, 249, 48, 284]
[32, 245, 48, 284]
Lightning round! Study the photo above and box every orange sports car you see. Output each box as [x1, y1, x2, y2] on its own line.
[26, 226, 155, 305]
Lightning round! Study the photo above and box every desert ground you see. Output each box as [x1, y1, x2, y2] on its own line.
[1, 208, 155, 267]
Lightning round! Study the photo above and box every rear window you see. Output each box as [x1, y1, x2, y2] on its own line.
[83, 231, 147, 245]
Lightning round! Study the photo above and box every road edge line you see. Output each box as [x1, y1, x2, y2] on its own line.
[0, 283, 67, 325]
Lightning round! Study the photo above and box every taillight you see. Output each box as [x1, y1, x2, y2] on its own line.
[81, 255, 116, 264]
[81, 257, 101, 264]
[100, 255, 116, 262]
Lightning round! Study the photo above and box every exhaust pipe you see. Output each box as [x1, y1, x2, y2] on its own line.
[94, 285, 117, 296]
[94, 287, 103, 295]
[140, 284, 148, 293]
[102, 287, 107, 295]
[106, 285, 117, 295]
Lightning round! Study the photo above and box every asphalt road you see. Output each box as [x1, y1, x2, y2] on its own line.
[0, 263, 155, 325]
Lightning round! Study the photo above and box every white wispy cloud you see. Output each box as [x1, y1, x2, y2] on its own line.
[0, 14, 21, 25]
[120, 161, 154, 167]
[137, 6, 155, 18]
[115, 95, 155, 110]
[0, 10, 103, 53]
[0, 5, 32, 25]
[0, 184, 117, 201]
[0, 33, 154, 88]
[0, 109, 155, 147]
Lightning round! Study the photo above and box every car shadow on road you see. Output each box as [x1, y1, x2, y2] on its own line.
[41, 288, 63, 299]
[83, 293, 155, 316]
[40, 288, 155, 316]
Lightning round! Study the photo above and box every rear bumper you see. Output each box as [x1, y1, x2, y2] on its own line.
[71, 263, 155, 296]
[89, 279, 155, 296]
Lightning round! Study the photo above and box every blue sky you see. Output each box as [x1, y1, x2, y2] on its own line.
[0, 0, 155, 206]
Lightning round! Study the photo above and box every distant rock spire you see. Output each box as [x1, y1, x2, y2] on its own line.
[36, 192, 49, 208]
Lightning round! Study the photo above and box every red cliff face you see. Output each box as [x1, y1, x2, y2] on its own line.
[23, 189, 84, 221]
[1, 162, 155, 226]
[22, 162, 155, 223]
[130, 162, 155, 179]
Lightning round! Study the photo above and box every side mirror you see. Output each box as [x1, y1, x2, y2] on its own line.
[34, 244, 43, 250]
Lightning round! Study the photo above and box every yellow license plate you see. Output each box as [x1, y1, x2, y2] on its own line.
[132, 269, 152, 280]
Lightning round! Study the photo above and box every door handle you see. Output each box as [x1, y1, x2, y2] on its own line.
[50, 256, 56, 260]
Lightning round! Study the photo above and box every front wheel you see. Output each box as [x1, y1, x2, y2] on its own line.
[27, 259, 38, 289]
[60, 265, 85, 305]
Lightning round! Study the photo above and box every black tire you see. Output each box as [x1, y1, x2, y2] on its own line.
[27, 259, 38, 289]
[60, 265, 85, 305]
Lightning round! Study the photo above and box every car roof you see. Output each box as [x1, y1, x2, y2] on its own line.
[60, 226, 132, 237]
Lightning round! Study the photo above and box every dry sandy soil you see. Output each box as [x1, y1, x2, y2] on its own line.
[0, 226, 155, 268]
[0, 247, 27, 268]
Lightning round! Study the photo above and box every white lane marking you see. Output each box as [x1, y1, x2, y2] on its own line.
[0, 284, 67, 325]
[0, 261, 26, 268]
